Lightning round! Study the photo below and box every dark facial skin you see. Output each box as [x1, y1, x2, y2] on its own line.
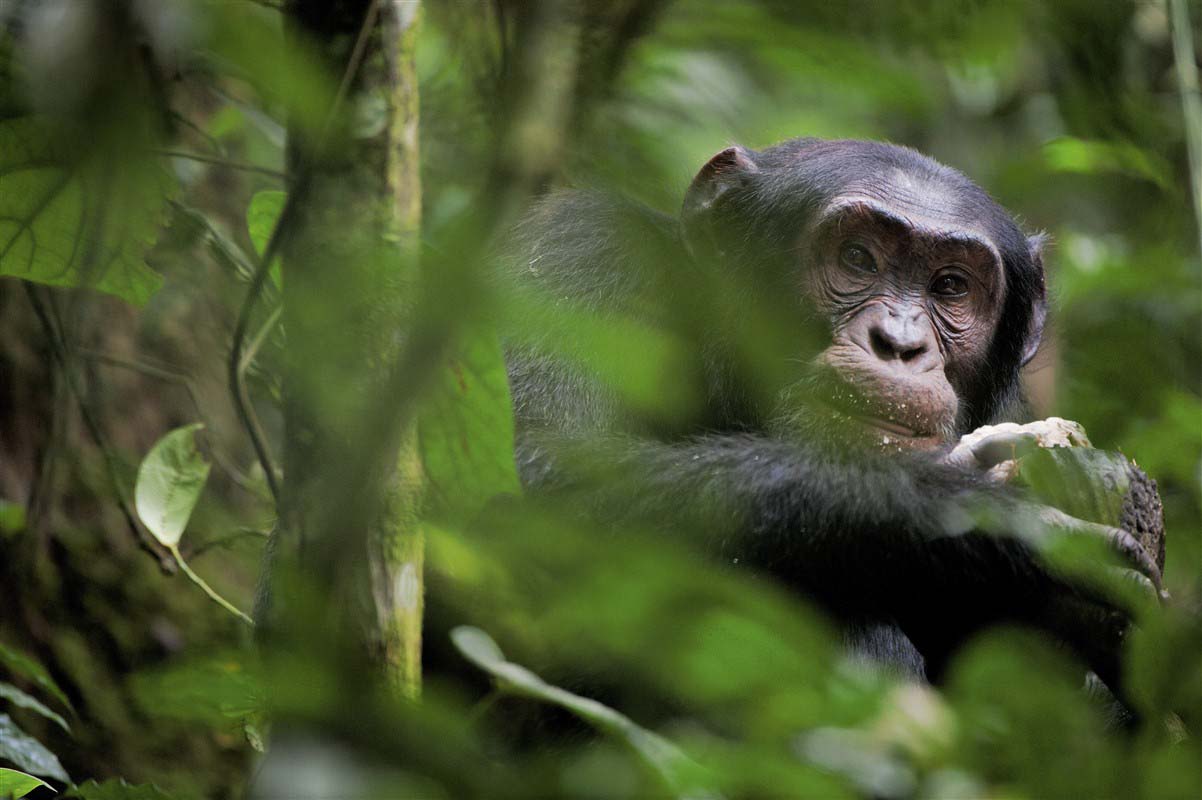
[802, 198, 1006, 450]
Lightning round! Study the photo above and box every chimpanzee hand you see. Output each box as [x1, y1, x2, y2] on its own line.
[1022, 504, 1164, 597]
[943, 417, 1092, 481]
[1017, 503, 1164, 704]
[946, 418, 1163, 594]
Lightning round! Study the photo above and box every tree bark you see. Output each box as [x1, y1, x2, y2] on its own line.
[281, 0, 423, 694]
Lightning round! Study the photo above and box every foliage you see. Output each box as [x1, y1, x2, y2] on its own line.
[0, 769, 50, 800]
[0, 1, 1197, 799]
[0, 116, 170, 305]
[0, 714, 68, 783]
[134, 424, 252, 625]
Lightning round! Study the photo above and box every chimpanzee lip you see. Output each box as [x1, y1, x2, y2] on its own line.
[814, 395, 929, 438]
[801, 371, 942, 440]
[851, 414, 920, 437]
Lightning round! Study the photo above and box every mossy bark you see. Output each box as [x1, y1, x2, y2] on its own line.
[281, 0, 423, 694]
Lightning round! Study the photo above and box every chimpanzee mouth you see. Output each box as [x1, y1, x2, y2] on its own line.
[772, 370, 953, 448]
[850, 414, 919, 438]
[812, 384, 935, 439]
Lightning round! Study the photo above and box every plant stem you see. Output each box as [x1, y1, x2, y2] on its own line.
[170, 545, 255, 626]
[1169, 0, 1202, 254]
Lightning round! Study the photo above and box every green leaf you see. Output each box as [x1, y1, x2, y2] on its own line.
[0, 714, 68, 782]
[134, 424, 211, 549]
[451, 627, 717, 800]
[0, 768, 50, 799]
[1042, 137, 1173, 190]
[449, 627, 507, 671]
[63, 779, 175, 800]
[0, 117, 169, 305]
[0, 683, 70, 733]
[246, 190, 285, 288]
[419, 329, 521, 524]
[0, 501, 24, 538]
[1015, 447, 1130, 527]
[0, 644, 73, 714]
[130, 652, 261, 728]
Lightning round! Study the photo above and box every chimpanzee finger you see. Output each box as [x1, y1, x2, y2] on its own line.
[1037, 507, 1163, 592]
[1106, 566, 1161, 605]
[968, 430, 1039, 469]
[943, 426, 1037, 474]
[1097, 524, 1163, 594]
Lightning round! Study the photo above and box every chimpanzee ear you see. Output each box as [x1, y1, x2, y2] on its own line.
[1020, 234, 1049, 368]
[681, 146, 759, 231]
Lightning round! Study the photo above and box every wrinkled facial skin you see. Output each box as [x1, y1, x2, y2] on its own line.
[801, 199, 1005, 450]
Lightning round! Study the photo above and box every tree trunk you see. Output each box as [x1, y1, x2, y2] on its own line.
[280, 0, 423, 694]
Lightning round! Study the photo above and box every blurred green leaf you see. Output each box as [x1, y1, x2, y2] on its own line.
[0, 713, 68, 782]
[1120, 391, 1202, 488]
[419, 329, 521, 524]
[1126, 604, 1202, 721]
[134, 424, 211, 549]
[0, 644, 72, 714]
[0, 501, 24, 537]
[946, 631, 1121, 798]
[0, 769, 49, 799]
[246, 189, 285, 287]
[130, 652, 261, 728]
[0, 682, 70, 734]
[452, 626, 718, 800]
[200, 1, 334, 140]
[1043, 137, 1173, 190]
[0, 117, 168, 305]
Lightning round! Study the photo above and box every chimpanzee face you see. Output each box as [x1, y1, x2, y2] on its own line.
[802, 196, 1007, 448]
[681, 140, 1046, 449]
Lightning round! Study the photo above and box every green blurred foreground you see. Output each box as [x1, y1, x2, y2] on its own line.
[0, 1, 1198, 798]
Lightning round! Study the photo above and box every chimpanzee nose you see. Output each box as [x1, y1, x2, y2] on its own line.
[862, 307, 938, 371]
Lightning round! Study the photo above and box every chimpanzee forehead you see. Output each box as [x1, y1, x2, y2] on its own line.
[760, 139, 1020, 247]
[834, 167, 1001, 239]
[821, 191, 1000, 251]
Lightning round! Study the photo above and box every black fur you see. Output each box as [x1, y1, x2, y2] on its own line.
[501, 139, 1095, 684]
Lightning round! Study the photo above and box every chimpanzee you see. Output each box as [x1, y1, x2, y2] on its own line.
[501, 138, 1160, 694]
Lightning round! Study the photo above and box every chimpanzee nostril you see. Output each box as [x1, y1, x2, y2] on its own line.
[869, 323, 928, 364]
[899, 342, 926, 362]
[869, 327, 894, 361]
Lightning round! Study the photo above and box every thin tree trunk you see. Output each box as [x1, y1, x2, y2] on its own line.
[281, 0, 423, 694]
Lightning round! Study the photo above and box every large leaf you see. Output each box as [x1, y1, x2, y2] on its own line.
[1015, 447, 1130, 527]
[419, 329, 521, 523]
[0, 644, 72, 714]
[63, 780, 175, 800]
[0, 768, 49, 799]
[130, 652, 261, 727]
[0, 117, 169, 305]
[134, 424, 211, 549]
[0, 682, 69, 733]
[0, 714, 68, 782]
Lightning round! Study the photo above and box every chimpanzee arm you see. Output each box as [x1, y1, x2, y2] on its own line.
[515, 426, 1138, 684]
[516, 429, 1037, 603]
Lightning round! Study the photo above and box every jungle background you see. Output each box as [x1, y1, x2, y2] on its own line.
[0, 1, 1199, 798]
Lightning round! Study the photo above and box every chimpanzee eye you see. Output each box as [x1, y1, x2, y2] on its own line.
[931, 272, 969, 297]
[839, 243, 876, 274]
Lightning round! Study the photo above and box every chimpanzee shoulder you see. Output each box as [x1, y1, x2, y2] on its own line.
[505, 188, 682, 315]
